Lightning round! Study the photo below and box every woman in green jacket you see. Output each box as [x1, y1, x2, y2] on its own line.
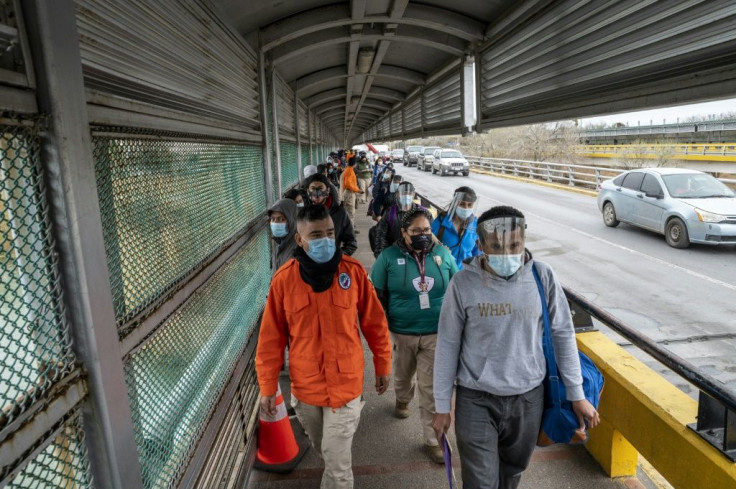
[370, 207, 458, 464]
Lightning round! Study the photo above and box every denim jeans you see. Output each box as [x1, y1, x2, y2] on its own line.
[454, 384, 544, 489]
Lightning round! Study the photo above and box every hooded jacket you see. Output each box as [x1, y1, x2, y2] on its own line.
[433, 252, 585, 414]
[326, 184, 358, 256]
[269, 199, 298, 273]
[373, 203, 421, 257]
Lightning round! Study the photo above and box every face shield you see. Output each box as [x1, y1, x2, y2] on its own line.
[397, 183, 416, 211]
[479, 217, 526, 255]
[479, 217, 526, 276]
[447, 190, 478, 221]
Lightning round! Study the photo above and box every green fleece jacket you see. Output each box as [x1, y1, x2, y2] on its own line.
[370, 242, 458, 335]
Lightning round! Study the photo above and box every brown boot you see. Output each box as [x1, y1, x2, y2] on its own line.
[425, 444, 445, 464]
[394, 401, 410, 418]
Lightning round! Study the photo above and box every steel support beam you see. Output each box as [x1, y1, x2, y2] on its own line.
[270, 65, 283, 198]
[296, 65, 425, 96]
[260, 3, 483, 51]
[258, 50, 275, 206]
[294, 90, 303, 183]
[22, 1, 143, 487]
[271, 26, 464, 65]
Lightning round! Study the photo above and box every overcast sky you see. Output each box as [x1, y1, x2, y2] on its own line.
[579, 97, 736, 127]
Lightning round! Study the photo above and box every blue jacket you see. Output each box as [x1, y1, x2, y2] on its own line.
[431, 213, 481, 269]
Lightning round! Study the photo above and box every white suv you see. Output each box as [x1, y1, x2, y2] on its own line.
[432, 149, 470, 176]
[417, 146, 441, 171]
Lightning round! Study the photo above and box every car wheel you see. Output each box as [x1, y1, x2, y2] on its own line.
[665, 218, 690, 248]
[463, 172, 469, 176]
[432, 166, 436, 174]
[602, 202, 619, 228]
[440, 168, 446, 176]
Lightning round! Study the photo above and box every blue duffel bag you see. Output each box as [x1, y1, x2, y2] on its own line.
[532, 265, 604, 446]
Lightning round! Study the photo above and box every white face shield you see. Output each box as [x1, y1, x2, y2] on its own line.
[478, 217, 526, 255]
[447, 191, 478, 221]
[397, 183, 416, 211]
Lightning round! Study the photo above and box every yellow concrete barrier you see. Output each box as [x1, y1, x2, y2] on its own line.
[577, 331, 736, 488]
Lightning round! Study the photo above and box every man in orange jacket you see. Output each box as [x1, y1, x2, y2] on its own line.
[340, 157, 362, 227]
[256, 204, 391, 489]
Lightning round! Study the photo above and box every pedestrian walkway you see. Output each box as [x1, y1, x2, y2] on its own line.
[246, 198, 655, 489]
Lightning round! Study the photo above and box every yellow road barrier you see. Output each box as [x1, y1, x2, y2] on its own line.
[577, 332, 736, 488]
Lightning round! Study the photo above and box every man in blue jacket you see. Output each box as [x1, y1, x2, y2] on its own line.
[431, 186, 481, 269]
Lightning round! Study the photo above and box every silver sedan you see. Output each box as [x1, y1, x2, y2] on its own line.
[597, 168, 736, 248]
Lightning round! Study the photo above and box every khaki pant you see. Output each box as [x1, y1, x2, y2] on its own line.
[392, 332, 438, 446]
[292, 395, 363, 489]
[342, 190, 357, 224]
[357, 177, 371, 203]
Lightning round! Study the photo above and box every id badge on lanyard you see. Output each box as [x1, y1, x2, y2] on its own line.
[415, 254, 430, 310]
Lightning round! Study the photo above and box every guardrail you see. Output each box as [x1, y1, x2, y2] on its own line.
[579, 120, 736, 138]
[418, 191, 736, 481]
[466, 156, 736, 189]
[582, 143, 736, 158]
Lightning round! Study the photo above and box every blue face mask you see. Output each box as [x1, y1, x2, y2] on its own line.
[455, 207, 473, 220]
[306, 237, 336, 263]
[270, 222, 288, 238]
[399, 195, 413, 207]
[486, 253, 523, 277]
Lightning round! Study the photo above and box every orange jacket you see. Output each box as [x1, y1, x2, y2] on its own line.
[256, 255, 391, 408]
[342, 166, 361, 193]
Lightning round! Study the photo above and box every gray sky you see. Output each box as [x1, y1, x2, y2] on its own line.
[580, 98, 736, 127]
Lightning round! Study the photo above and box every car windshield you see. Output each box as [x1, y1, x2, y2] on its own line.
[407, 146, 422, 152]
[441, 151, 463, 158]
[392, 150, 403, 155]
[424, 147, 440, 155]
[661, 173, 735, 198]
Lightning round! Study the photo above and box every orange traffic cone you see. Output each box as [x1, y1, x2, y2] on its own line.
[254, 383, 308, 473]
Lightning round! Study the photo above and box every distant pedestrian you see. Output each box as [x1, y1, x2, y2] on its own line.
[431, 186, 481, 269]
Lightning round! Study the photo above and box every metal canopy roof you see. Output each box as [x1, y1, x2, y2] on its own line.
[213, 1, 736, 146]
[215, 0, 507, 143]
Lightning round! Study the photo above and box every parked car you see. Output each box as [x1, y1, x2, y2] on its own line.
[597, 168, 736, 248]
[390, 149, 404, 163]
[417, 146, 441, 171]
[403, 146, 424, 166]
[431, 149, 470, 176]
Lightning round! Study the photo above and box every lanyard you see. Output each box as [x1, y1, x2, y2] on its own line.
[412, 252, 428, 292]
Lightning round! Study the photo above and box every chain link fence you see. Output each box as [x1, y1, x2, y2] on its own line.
[279, 141, 299, 190]
[124, 229, 270, 489]
[6, 411, 94, 488]
[1, 116, 77, 431]
[92, 131, 266, 335]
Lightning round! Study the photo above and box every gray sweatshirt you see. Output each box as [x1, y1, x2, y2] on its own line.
[433, 253, 584, 413]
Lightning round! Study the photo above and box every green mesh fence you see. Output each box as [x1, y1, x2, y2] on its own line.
[301, 145, 311, 169]
[7, 412, 94, 488]
[124, 228, 271, 489]
[279, 142, 298, 190]
[1, 118, 76, 431]
[93, 133, 266, 333]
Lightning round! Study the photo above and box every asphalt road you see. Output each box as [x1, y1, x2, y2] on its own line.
[398, 165, 736, 397]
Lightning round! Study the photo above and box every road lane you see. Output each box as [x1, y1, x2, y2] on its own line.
[397, 167, 736, 394]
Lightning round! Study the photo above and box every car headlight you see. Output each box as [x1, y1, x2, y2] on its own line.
[695, 209, 725, 223]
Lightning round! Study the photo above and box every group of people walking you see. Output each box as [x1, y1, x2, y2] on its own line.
[257, 152, 599, 489]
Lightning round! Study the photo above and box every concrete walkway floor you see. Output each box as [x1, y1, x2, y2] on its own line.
[246, 195, 655, 489]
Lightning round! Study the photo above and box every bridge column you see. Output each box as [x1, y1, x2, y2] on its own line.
[23, 1, 143, 487]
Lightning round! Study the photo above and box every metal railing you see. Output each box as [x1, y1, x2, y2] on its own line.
[582, 143, 736, 157]
[417, 191, 736, 461]
[579, 120, 736, 138]
[466, 156, 736, 189]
